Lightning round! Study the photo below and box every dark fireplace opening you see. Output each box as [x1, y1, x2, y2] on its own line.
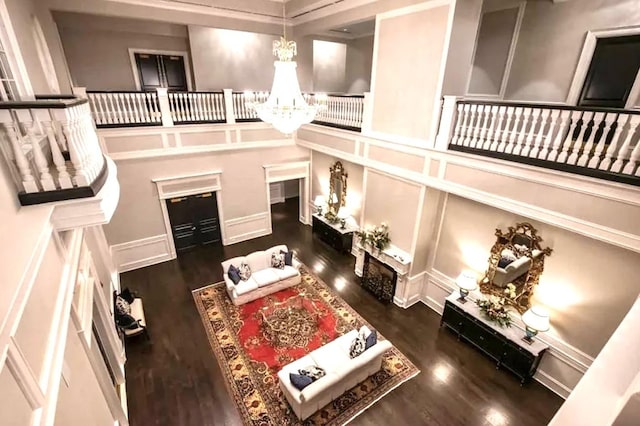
[361, 252, 398, 303]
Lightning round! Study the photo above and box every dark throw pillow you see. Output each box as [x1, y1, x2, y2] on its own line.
[271, 252, 285, 269]
[119, 288, 135, 304]
[290, 373, 313, 391]
[238, 262, 252, 281]
[498, 257, 513, 269]
[228, 264, 241, 285]
[281, 250, 293, 266]
[116, 313, 137, 329]
[365, 330, 378, 350]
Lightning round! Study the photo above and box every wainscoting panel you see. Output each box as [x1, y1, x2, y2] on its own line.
[422, 268, 593, 399]
[110, 234, 172, 273]
[224, 212, 271, 245]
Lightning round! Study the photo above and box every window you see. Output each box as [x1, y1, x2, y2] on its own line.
[0, 38, 18, 100]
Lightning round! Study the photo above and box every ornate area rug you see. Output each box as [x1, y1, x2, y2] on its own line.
[192, 265, 419, 425]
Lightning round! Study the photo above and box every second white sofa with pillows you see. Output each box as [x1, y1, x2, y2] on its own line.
[221, 244, 301, 305]
[277, 327, 393, 420]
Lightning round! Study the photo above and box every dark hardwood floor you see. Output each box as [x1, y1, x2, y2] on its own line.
[121, 197, 563, 426]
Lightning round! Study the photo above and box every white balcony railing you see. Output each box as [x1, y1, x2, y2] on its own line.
[438, 96, 640, 184]
[0, 97, 106, 205]
[84, 89, 367, 132]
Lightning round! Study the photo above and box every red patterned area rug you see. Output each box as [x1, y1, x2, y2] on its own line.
[192, 265, 419, 425]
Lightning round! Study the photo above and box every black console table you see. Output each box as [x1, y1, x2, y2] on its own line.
[440, 293, 548, 384]
[312, 214, 354, 254]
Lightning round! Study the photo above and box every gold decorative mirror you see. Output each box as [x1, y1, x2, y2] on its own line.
[481, 222, 552, 314]
[328, 161, 348, 214]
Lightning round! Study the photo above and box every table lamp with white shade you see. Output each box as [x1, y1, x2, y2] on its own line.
[313, 195, 325, 214]
[456, 270, 477, 304]
[337, 206, 351, 229]
[521, 306, 550, 344]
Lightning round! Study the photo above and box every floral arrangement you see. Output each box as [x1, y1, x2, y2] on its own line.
[323, 210, 339, 224]
[475, 283, 516, 327]
[355, 222, 391, 251]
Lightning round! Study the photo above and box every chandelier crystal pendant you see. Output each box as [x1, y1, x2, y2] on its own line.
[246, 7, 325, 135]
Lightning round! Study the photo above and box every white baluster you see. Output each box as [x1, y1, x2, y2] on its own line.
[556, 110, 583, 163]
[482, 106, 498, 150]
[612, 115, 640, 173]
[529, 109, 550, 158]
[599, 114, 629, 171]
[489, 106, 506, 151]
[88, 94, 101, 125]
[567, 111, 594, 165]
[17, 110, 55, 191]
[547, 110, 571, 162]
[122, 93, 133, 123]
[537, 109, 560, 160]
[135, 93, 147, 123]
[129, 93, 140, 123]
[35, 109, 72, 189]
[478, 105, 497, 150]
[578, 112, 606, 166]
[511, 107, 532, 156]
[469, 105, 485, 148]
[56, 107, 89, 187]
[0, 111, 38, 192]
[462, 104, 477, 147]
[623, 140, 640, 176]
[457, 104, 472, 147]
[521, 108, 541, 157]
[105, 93, 116, 124]
[498, 107, 516, 152]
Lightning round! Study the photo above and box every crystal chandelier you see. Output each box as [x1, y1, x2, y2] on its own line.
[246, 6, 323, 135]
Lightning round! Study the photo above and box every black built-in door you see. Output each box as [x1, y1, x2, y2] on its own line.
[134, 53, 188, 92]
[578, 35, 640, 108]
[166, 193, 221, 253]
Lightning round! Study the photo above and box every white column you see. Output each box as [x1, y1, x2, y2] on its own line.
[361, 92, 373, 134]
[223, 89, 236, 124]
[72, 86, 87, 99]
[155, 88, 174, 127]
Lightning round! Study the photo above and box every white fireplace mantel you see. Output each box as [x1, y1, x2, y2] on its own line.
[353, 240, 413, 307]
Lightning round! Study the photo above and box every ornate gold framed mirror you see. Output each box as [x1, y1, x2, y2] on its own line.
[481, 222, 552, 314]
[328, 161, 348, 214]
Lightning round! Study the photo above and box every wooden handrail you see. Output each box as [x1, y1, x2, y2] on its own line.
[0, 98, 87, 109]
[459, 99, 640, 115]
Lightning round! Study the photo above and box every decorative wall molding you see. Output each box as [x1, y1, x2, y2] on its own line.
[98, 123, 294, 161]
[224, 212, 271, 245]
[422, 268, 593, 399]
[110, 234, 173, 273]
[297, 125, 640, 254]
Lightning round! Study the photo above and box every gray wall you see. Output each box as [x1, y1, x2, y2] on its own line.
[503, 0, 640, 102]
[345, 36, 373, 93]
[468, 7, 519, 96]
[189, 25, 276, 91]
[55, 13, 191, 91]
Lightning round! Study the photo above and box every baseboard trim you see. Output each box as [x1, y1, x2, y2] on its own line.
[110, 234, 172, 273]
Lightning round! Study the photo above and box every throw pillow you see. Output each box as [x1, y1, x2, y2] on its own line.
[349, 334, 366, 358]
[299, 365, 326, 381]
[365, 330, 378, 349]
[290, 373, 313, 391]
[228, 264, 241, 285]
[271, 252, 285, 269]
[280, 250, 293, 266]
[115, 295, 131, 316]
[238, 262, 252, 281]
[497, 257, 513, 269]
[116, 313, 137, 329]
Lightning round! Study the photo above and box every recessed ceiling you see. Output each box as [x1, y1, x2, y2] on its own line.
[329, 19, 375, 38]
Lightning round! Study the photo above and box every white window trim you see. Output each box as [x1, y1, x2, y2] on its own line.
[128, 48, 193, 91]
[0, 0, 33, 98]
[566, 26, 640, 108]
[464, 1, 526, 100]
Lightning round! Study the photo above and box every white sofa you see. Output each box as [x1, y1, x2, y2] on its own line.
[277, 330, 393, 421]
[221, 244, 301, 305]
